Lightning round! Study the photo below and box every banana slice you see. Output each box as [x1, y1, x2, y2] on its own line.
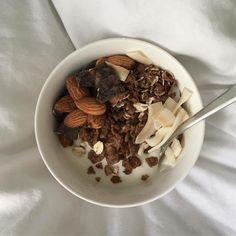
[170, 138, 182, 158]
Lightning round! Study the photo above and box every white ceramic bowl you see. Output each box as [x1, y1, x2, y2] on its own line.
[35, 38, 205, 207]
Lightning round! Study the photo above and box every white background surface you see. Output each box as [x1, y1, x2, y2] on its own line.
[0, 0, 236, 235]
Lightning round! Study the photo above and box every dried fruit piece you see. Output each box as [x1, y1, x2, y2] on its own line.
[58, 134, 73, 147]
[95, 64, 125, 102]
[87, 166, 95, 174]
[66, 76, 89, 101]
[64, 109, 87, 128]
[145, 157, 158, 167]
[87, 114, 105, 129]
[75, 97, 106, 115]
[54, 95, 76, 113]
[93, 141, 104, 155]
[106, 55, 135, 70]
[110, 176, 122, 184]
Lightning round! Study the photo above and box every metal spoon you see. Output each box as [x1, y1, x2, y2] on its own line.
[159, 84, 236, 159]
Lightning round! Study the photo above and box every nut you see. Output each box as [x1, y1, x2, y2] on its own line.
[87, 114, 105, 129]
[93, 141, 104, 155]
[75, 97, 106, 115]
[64, 109, 87, 128]
[54, 95, 76, 113]
[66, 76, 89, 101]
[106, 55, 135, 70]
[96, 57, 105, 66]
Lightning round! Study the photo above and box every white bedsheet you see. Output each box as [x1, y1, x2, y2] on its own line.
[1, 0, 236, 235]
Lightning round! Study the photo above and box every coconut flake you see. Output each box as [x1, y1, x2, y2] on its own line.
[105, 61, 129, 81]
[133, 103, 148, 112]
[146, 127, 171, 147]
[173, 88, 192, 114]
[126, 51, 152, 65]
[160, 147, 176, 171]
[138, 142, 149, 156]
[93, 141, 104, 155]
[148, 108, 186, 153]
[171, 138, 182, 158]
[164, 97, 178, 112]
[135, 102, 163, 144]
[157, 108, 176, 127]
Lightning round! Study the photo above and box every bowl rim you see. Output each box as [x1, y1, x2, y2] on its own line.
[35, 37, 205, 208]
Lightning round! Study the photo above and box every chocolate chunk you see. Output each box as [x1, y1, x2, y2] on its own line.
[141, 174, 149, 181]
[95, 177, 101, 182]
[87, 166, 95, 174]
[128, 156, 142, 169]
[58, 134, 73, 147]
[95, 163, 103, 169]
[88, 150, 104, 164]
[110, 176, 122, 184]
[145, 157, 158, 167]
[76, 69, 96, 87]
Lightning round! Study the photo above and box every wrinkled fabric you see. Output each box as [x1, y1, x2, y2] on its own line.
[0, 0, 236, 235]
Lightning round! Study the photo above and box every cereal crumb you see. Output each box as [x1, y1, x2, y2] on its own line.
[141, 174, 149, 181]
[110, 176, 122, 184]
[95, 177, 101, 182]
[87, 166, 95, 174]
[95, 163, 103, 169]
[145, 157, 158, 167]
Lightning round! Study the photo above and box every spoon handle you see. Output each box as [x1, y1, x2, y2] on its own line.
[170, 84, 236, 139]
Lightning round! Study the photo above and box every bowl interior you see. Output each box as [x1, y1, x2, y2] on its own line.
[35, 38, 204, 207]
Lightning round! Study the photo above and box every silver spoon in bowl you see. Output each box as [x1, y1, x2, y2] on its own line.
[158, 84, 236, 160]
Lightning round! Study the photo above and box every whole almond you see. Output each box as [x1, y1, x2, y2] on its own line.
[66, 76, 89, 101]
[88, 114, 106, 129]
[75, 97, 106, 115]
[54, 95, 76, 113]
[106, 55, 135, 70]
[64, 109, 87, 128]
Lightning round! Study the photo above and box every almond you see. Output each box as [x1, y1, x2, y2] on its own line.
[64, 109, 87, 128]
[88, 114, 106, 129]
[66, 76, 89, 101]
[106, 55, 135, 70]
[54, 95, 76, 113]
[75, 97, 106, 115]
[96, 57, 106, 66]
